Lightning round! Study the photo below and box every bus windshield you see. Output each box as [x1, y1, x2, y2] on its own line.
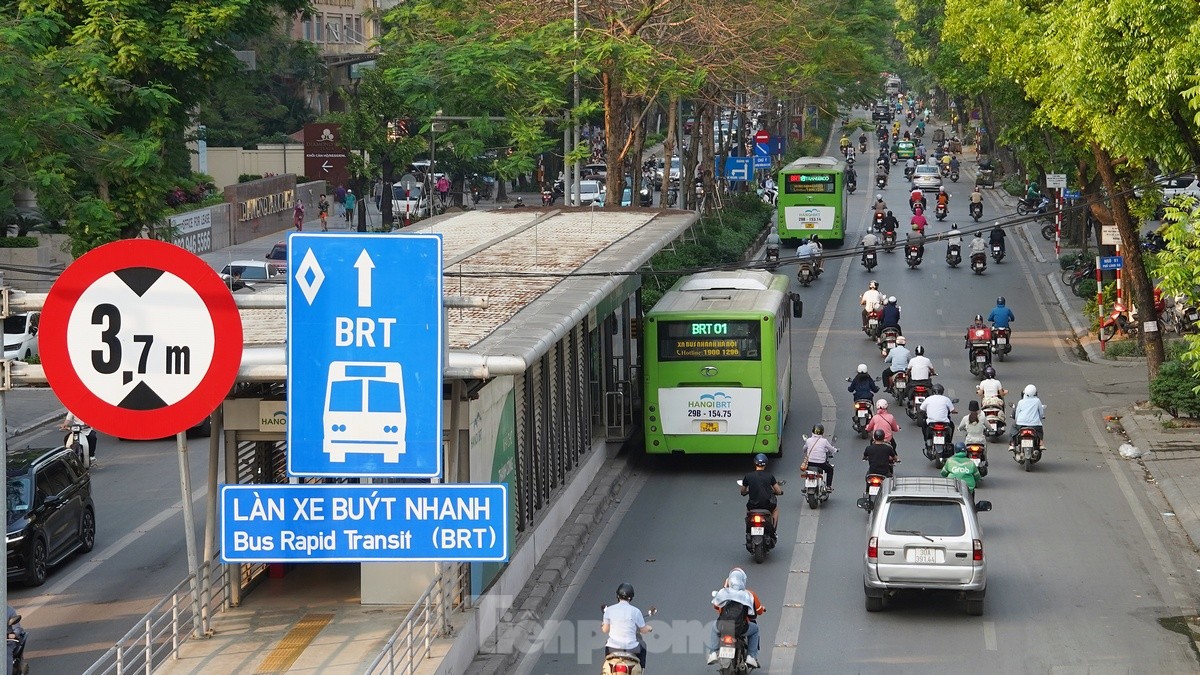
[657, 320, 761, 361]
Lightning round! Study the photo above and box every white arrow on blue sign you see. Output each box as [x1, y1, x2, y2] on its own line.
[722, 157, 752, 181]
[287, 233, 444, 478]
[220, 484, 508, 562]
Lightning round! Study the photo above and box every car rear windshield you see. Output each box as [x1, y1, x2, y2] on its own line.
[225, 265, 268, 280]
[267, 244, 286, 261]
[3, 315, 27, 334]
[885, 499, 966, 537]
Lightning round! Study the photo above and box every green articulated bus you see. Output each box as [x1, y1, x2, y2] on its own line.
[777, 155, 849, 246]
[643, 271, 793, 455]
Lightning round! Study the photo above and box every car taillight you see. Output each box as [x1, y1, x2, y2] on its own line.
[973, 539, 983, 561]
[868, 536, 878, 560]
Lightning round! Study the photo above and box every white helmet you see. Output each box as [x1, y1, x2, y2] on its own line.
[876, 398, 889, 409]
[857, 363, 868, 374]
[1023, 384, 1037, 397]
[896, 335, 907, 345]
[876, 194, 883, 200]
[888, 296, 897, 304]
[869, 280, 879, 289]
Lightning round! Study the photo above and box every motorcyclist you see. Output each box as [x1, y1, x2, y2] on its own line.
[906, 344, 936, 392]
[881, 211, 900, 239]
[602, 583, 652, 669]
[848, 364, 880, 402]
[919, 383, 958, 446]
[845, 164, 858, 188]
[958, 401, 988, 447]
[909, 187, 925, 212]
[905, 230, 926, 259]
[935, 186, 950, 210]
[860, 280, 884, 330]
[964, 314, 991, 351]
[910, 208, 928, 234]
[881, 336, 910, 392]
[860, 230, 880, 256]
[840, 134, 851, 153]
[796, 238, 819, 272]
[969, 232, 988, 258]
[61, 410, 98, 463]
[969, 186, 983, 213]
[808, 234, 824, 274]
[803, 424, 837, 491]
[905, 157, 917, 176]
[859, 132, 868, 148]
[706, 568, 762, 668]
[765, 226, 781, 261]
[1025, 178, 1040, 204]
[950, 155, 961, 173]
[875, 162, 888, 187]
[880, 296, 902, 334]
[1011, 384, 1046, 449]
[873, 195, 888, 214]
[947, 223, 963, 249]
[741, 453, 783, 531]
[976, 365, 1008, 408]
[988, 296, 1015, 335]
[863, 429, 900, 477]
[941, 442, 981, 494]
[865, 399, 902, 448]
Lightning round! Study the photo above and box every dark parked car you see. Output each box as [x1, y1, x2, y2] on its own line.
[7, 447, 96, 586]
[265, 241, 286, 274]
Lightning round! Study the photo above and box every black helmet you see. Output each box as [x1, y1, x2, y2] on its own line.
[932, 383, 945, 395]
[975, 314, 984, 322]
[617, 583, 635, 601]
[983, 365, 996, 379]
[997, 296, 1006, 306]
[754, 453, 768, 466]
[872, 429, 886, 441]
[812, 423, 825, 435]
[914, 345, 925, 356]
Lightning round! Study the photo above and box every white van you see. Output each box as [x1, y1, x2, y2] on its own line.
[3, 311, 39, 361]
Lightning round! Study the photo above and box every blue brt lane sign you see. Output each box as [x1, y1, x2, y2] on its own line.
[221, 484, 508, 563]
[287, 233, 443, 477]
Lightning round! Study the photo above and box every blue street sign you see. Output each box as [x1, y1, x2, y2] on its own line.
[1064, 189, 1081, 199]
[721, 156, 752, 181]
[287, 233, 443, 478]
[1098, 255, 1123, 270]
[754, 142, 770, 157]
[220, 484, 508, 563]
[753, 155, 772, 170]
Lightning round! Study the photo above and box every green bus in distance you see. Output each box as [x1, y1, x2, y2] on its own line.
[777, 155, 850, 246]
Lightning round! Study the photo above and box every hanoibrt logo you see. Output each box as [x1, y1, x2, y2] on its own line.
[261, 410, 287, 427]
[689, 392, 733, 409]
[796, 208, 822, 223]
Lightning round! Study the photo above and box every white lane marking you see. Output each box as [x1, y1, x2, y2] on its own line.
[983, 620, 998, 650]
[514, 473, 649, 675]
[19, 483, 208, 621]
[768, 508, 820, 674]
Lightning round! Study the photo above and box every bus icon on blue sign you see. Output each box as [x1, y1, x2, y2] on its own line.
[324, 362, 406, 462]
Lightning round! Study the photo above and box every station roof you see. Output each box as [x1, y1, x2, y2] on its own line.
[240, 207, 698, 367]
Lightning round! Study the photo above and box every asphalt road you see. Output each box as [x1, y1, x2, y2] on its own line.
[8, 424, 210, 674]
[516, 127, 1200, 673]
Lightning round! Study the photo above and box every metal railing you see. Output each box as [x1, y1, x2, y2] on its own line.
[363, 563, 471, 675]
[83, 561, 229, 675]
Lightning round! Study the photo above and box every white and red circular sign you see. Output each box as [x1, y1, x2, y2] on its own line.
[41, 240, 243, 440]
[755, 130, 770, 145]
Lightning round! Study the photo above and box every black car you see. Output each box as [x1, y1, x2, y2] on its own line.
[7, 447, 96, 586]
[872, 103, 894, 123]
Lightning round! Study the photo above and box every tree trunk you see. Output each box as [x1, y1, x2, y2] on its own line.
[602, 69, 624, 207]
[1091, 143, 1165, 380]
[682, 102, 699, 211]
[662, 95, 677, 210]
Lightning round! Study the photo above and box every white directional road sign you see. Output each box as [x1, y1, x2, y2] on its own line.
[40, 240, 243, 440]
[287, 233, 443, 477]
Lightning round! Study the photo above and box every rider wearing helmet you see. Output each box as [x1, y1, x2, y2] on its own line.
[873, 195, 887, 214]
[880, 296, 902, 333]
[988, 296, 1015, 332]
[866, 398, 901, 448]
[882, 210, 900, 236]
[941, 442, 981, 494]
[964, 313, 992, 352]
[976, 365, 1008, 408]
[906, 344, 936, 392]
[988, 222, 1006, 254]
[860, 280, 884, 331]
[803, 424, 838, 491]
[1011, 384, 1046, 449]
[947, 223, 963, 248]
[919, 382, 958, 446]
[881, 336, 910, 392]
[603, 583, 652, 668]
[969, 186, 984, 207]
[848, 363, 880, 401]
[809, 233, 825, 274]
[936, 186, 949, 208]
[741, 453, 783, 531]
[864, 428, 900, 477]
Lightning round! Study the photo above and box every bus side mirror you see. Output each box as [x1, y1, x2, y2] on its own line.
[791, 294, 803, 319]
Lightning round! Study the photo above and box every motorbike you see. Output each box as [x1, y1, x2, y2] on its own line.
[873, 211, 885, 231]
[797, 261, 815, 287]
[903, 166, 916, 180]
[906, 381, 930, 421]
[982, 401, 1006, 440]
[638, 186, 653, 207]
[542, 188, 554, 206]
[860, 140, 868, 153]
[599, 606, 656, 675]
[7, 608, 28, 675]
[935, 203, 948, 221]
[950, 169, 960, 182]
[965, 442, 989, 478]
[64, 423, 92, 470]
[851, 398, 874, 438]
[858, 472, 888, 513]
[765, 246, 780, 271]
[924, 420, 953, 468]
[712, 618, 754, 675]
[967, 328, 992, 377]
[865, 309, 881, 339]
[847, 178, 857, 194]
[861, 247, 878, 271]
[1011, 418, 1043, 472]
[890, 152, 898, 165]
[876, 174, 887, 190]
[758, 184, 778, 206]
[909, 198, 926, 214]
[891, 370, 909, 403]
[990, 243, 1005, 263]
[905, 244, 922, 269]
[1099, 302, 1139, 341]
[939, 164, 951, 178]
[801, 447, 833, 510]
[882, 230, 897, 252]
[878, 326, 900, 358]
[1016, 194, 1050, 216]
[946, 244, 962, 268]
[666, 180, 680, 207]
[970, 201, 983, 221]
[970, 251, 987, 275]
[991, 327, 1012, 361]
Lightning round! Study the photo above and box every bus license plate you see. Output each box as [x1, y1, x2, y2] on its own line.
[750, 526, 765, 536]
[700, 421, 720, 432]
[910, 547, 937, 564]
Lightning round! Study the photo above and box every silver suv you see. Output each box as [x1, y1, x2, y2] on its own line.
[859, 476, 992, 615]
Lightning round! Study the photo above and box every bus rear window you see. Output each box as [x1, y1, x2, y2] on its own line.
[657, 320, 761, 361]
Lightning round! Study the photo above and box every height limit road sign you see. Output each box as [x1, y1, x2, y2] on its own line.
[287, 233, 444, 478]
[40, 240, 244, 440]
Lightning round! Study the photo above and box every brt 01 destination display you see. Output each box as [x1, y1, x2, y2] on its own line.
[783, 173, 836, 194]
[658, 320, 761, 361]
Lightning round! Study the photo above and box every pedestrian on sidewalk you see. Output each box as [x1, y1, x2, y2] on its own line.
[373, 180, 383, 211]
[293, 199, 305, 232]
[334, 184, 346, 218]
[318, 194, 329, 231]
[344, 189, 357, 226]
